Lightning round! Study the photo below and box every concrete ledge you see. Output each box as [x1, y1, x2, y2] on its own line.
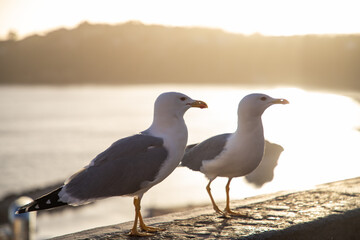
[52, 177, 360, 239]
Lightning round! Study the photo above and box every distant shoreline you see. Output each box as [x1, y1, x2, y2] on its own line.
[1, 22, 359, 91]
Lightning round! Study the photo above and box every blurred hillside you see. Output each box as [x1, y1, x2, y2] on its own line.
[0, 21, 359, 90]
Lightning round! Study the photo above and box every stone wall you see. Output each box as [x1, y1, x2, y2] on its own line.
[52, 177, 360, 239]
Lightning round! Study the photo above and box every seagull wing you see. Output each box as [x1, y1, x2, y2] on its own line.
[181, 133, 231, 171]
[63, 134, 168, 202]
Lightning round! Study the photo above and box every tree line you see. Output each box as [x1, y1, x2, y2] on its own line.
[0, 21, 359, 91]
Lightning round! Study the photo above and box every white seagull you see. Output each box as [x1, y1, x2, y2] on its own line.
[16, 92, 207, 236]
[181, 93, 288, 216]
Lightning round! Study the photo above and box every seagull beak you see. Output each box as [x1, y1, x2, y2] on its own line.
[271, 98, 289, 105]
[188, 100, 208, 109]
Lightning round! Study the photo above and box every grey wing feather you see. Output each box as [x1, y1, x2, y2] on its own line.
[184, 143, 198, 152]
[64, 134, 168, 200]
[181, 133, 231, 171]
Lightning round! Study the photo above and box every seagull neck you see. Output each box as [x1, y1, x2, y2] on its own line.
[150, 115, 187, 136]
[236, 115, 263, 135]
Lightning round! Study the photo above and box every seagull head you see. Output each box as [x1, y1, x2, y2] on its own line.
[238, 93, 289, 118]
[154, 92, 208, 119]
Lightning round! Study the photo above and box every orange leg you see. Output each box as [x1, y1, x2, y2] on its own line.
[129, 197, 161, 236]
[206, 178, 224, 215]
[139, 206, 164, 232]
[224, 178, 248, 217]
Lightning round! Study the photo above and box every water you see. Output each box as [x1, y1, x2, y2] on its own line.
[1, 85, 359, 239]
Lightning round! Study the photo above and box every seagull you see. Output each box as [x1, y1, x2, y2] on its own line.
[181, 93, 288, 216]
[16, 92, 207, 236]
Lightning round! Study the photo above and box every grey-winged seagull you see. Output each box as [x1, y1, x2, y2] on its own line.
[181, 93, 288, 216]
[16, 92, 207, 236]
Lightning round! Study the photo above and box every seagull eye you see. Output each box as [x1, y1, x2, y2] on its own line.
[260, 97, 267, 101]
[180, 97, 186, 101]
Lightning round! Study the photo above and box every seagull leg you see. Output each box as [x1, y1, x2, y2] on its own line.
[129, 197, 154, 237]
[139, 210, 165, 232]
[224, 178, 248, 217]
[206, 178, 224, 215]
[137, 197, 165, 233]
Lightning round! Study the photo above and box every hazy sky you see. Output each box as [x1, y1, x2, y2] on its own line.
[1, 0, 359, 40]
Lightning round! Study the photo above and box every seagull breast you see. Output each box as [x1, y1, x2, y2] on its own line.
[201, 121, 265, 179]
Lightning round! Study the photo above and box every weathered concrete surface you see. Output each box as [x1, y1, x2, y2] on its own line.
[52, 177, 360, 240]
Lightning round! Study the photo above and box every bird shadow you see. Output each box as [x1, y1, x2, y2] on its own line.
[245, 140, 284, 188]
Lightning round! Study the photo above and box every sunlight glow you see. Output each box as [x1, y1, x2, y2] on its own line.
[180, 86, 360, 192]
[262, 88, 360, 188]
[0, 0, 359, 39]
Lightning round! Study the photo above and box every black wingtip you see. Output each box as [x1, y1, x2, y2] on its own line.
[15, 201, 34, 214]
[15, 187, 67, 213]
[15, 208, 24, 215]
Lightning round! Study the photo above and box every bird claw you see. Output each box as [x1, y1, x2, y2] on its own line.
[141, 225, 165, 233]
[128, 228, 154, 237]
[224, 209, 249, 218]
[212, 207, 231, 218]
[214, 207, 225, 215]
[128, 224, 164, 237]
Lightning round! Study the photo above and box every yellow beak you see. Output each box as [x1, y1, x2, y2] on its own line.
[188, 100, 208, 109]
[272, 98, 289, 105]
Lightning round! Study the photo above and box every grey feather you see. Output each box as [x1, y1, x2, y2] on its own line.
[181, 133, 231, 171]
[184, 143, 198, 152]
[64, 134, 168, 200]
